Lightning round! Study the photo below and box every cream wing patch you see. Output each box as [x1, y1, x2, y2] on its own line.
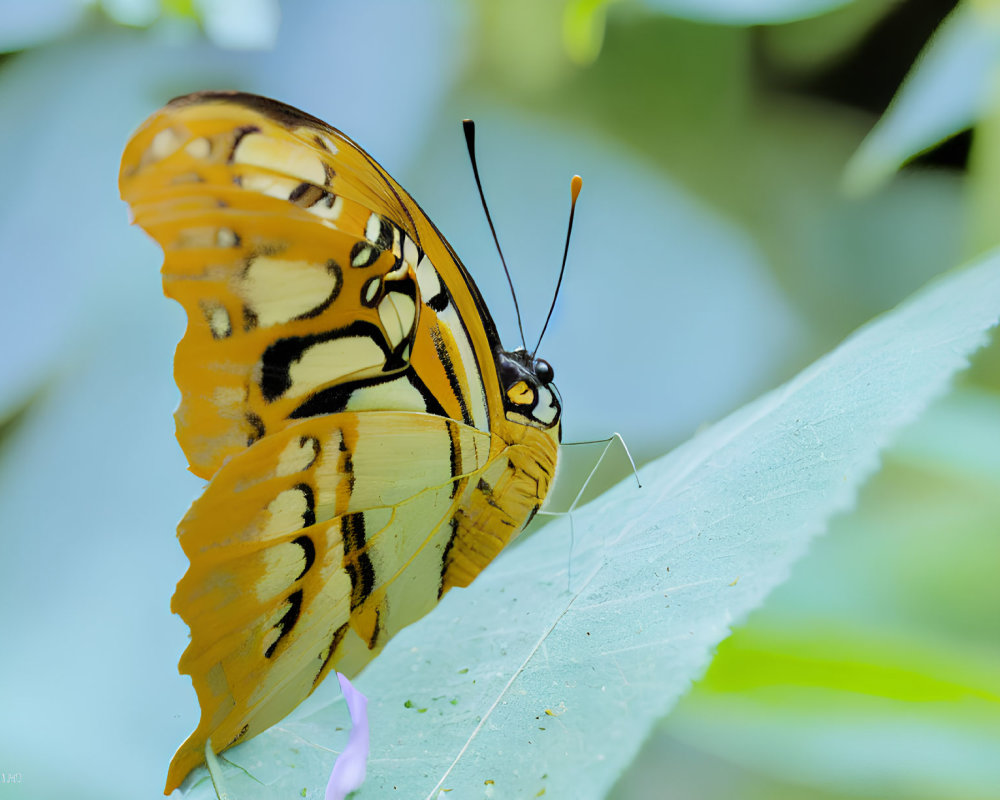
[232, 133, 327, 186]
[345, 416, 490, 510]
[262, 486, 313, 538]
[285, 337, 386, 399]
[344, 376, 429, 414]
[241, 256, 342, 327]
[378, 290, 417, 348]
[276, 436, 320, 477]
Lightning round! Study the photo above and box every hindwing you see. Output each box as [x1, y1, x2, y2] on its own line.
[120, 92, 500, 478]
[163, 411, 503, 791]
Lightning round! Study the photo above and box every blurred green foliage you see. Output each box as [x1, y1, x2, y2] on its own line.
[0, 1, 997, 798]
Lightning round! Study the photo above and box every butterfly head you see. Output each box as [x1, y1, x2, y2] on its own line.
[497, 348, 561, 432]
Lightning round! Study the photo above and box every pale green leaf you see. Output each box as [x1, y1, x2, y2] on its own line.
[179, 250, 1000, 798]
[649, 389, 1000, 797]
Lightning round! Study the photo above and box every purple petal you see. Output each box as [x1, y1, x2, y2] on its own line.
[326, 672, 369, 800]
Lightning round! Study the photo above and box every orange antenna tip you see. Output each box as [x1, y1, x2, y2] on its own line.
[534, 174, 583, 356]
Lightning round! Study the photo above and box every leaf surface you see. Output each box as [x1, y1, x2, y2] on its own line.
[182, 252, 1000, 799]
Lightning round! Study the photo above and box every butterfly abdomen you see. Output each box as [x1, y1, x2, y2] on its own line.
[442, 427, 559, 591]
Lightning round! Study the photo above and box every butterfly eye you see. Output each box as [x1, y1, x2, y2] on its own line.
[534, 358, 554, 384]
[506, 380, 534, 405]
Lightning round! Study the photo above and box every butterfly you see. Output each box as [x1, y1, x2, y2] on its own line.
[119, 91, 563, 794]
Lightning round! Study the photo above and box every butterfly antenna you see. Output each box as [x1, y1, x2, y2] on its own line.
[463, 119, 527, 350]
[533, 175, 582, 358]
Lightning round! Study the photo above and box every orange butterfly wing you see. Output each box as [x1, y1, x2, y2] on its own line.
[120, 92, 499, 478]
[120, 93, 560, 793]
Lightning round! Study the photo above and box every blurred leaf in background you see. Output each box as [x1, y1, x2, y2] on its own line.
[0, 0, 997, 798]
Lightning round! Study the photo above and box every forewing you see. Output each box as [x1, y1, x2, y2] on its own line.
[120, 92, 499, 479]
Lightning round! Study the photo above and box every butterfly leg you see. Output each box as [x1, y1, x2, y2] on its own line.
[536, 432, 641, 589]
[540, 432, 641, 515]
